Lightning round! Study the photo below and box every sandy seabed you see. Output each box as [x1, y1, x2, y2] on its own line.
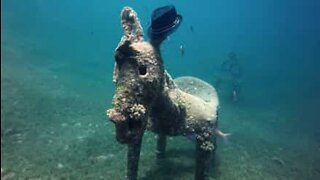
[1, 45, 320, 180]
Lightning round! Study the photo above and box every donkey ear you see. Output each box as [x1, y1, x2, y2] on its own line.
[120, 7, 144, 42]
[114, 7, 144, 66]
[114, 38, 134, 66]
[113, 39, 132, 83]
[116, 38, 133, 54]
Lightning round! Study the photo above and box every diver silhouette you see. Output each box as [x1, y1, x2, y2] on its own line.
[220, 52, 243, 102]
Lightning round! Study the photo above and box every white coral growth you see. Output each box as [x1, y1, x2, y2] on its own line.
[129, 104, 146, 120]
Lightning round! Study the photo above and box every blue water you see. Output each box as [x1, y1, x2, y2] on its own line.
[1, 0, 320, 179]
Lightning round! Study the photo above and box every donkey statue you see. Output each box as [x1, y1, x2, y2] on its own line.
[107, 7, 228, 180]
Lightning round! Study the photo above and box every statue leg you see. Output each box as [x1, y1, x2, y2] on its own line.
[156, 134, 167, 159]
[127, 137, 143, 180]
[195, 138, 213, 180]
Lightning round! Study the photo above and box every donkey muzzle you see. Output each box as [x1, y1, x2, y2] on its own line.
[107, 108, 144, 144]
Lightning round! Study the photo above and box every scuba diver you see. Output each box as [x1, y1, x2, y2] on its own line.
[220, 52, 243, 102]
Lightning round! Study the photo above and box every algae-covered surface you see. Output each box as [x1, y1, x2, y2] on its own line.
[1, 0, 320, 179]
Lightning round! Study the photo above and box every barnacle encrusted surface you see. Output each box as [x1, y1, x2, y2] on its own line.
[171, 76, 219, 150]
[129, 104, 146, 120]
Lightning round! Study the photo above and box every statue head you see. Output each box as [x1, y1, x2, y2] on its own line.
[107, 7, 164, 144]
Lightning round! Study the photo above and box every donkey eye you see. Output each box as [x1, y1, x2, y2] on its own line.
[138, 65, 147, 76]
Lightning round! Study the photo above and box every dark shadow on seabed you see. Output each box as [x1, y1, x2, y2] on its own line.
[140, 148, 222, 180]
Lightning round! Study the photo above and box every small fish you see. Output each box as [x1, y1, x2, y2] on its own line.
[213, 128, 231, 139]
[179, 45, 184, 56]
[190, 25, 194, 33]
[232, 90, 238, 102]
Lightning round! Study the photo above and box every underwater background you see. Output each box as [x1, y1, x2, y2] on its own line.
[1, 0, 320, 179]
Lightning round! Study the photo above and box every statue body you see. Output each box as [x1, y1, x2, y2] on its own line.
[107, 7, 222, 180]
